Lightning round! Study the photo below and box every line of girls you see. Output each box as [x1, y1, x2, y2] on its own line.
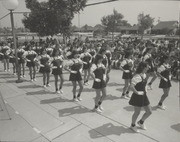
[118, 46, 172, 132]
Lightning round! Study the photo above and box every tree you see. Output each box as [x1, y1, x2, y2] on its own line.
[137, 13, 154, 38]
[22, 0, 87, 40]
[101, 9, 130, 40]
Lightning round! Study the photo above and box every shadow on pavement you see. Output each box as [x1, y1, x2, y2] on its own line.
[58, 106, 90, 117]
[107, 82, 124, 87]
[26, 89, 54, 95]
[171, 123, 180, 132]
[123, 106, 134, 111]
[89, 123, 134, 139]
[40, 96, 71, 104]
[151, 105, 158, 111]
[18, 84, 42, 89]
[116, 88, 123, 92]
[104, 94, 121, 101]
[78, 88, 94, 92]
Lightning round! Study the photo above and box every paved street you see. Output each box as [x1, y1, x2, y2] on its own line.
[0, 64, 179, 142]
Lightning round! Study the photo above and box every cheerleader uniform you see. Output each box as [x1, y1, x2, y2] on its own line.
[26, 50, 37, 67]
[143, 53, 155, 73]
[17, 49, 26, 64]
[46, 48, 53, 56]
[158, 64, 172, 88]
[89, 49, 96, 64]
[1, 46, 10, 59]
[69, 59, 83, 81]
[121, 59, 133, 79]
[52, 56, 63, 75]
[102, 55, 108, 68]
[92, 63, 106, 89]
[9, 49, 16, 64]
[0, 46, 4, 60]
[129, 74, 150, 107]
[80, 52, 91, 70]
[39, 54, 51, 73]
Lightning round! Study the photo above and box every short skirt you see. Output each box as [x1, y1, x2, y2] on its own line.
[69, 72, 82, 81]
[129, 93, 150, 107]
[92, 80, 106, 89]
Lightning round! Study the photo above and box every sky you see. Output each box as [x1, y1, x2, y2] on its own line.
[0, 0, 179, 28]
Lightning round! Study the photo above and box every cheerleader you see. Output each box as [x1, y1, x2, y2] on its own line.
[39, 49, 51, 87]
[64, 50, 84, 102]
[98, 48, 109, 82]
[1, 43, 11, 72]
[105, 50, 112, 84]
[80, 46, 92, 85]
[129, 62, 152, 133]
[142, 47, 157, 90]
[157, 55, 171, 110]
[90, 54, 107, 113]
[51, 48, 64, 94]
[25, 45, 37, 81]
[9, 48, 16, 75]
[120, 50, 134, 99]
[17, 46, 26, 77]
[46, 46, 53, 57]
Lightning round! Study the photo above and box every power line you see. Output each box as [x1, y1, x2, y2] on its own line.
[86, 0, 119, 7]
[0, 12, 10, 21]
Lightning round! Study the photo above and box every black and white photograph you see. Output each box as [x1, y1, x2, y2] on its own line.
[0, 0, 179, 141]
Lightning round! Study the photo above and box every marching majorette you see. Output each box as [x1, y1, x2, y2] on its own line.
[25, 45, 38, 81]
[17, 46, 26, 78]
[129, 62, 152, 133]
[80, 46, 92, 85]
[156, 54, 172, 110]
[51, 48, 64, 94]
[9, 48, 16, 75]
[90, 54, 107, 113]
[120, 50, 134, 99]
[39, 49, 51, 88]
[65, 50, 84, 102]
[142, 45, 157, 90]
[1, 43, 11, 72]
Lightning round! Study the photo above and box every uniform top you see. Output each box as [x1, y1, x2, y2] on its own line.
[121, 59, 133, 69]
[91, 63, 105, 72]
[143, 53, 152, 62]
[131, 73, 146, 86]
[157, 63, 171, 73]
[80, 52, 92, 62]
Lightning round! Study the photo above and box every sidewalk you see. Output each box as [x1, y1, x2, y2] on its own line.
[0, 64, 179, 142]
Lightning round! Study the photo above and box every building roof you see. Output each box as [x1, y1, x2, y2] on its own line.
[152, 21, 178, 30]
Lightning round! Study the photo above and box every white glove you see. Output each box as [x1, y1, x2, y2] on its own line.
[26, 59, 31, 62]
[95, 78, 101, 82]
[163, 77, 168, 82]
[40, 64, 44, 67]
[138, 91, 144, 95]
[71, 70, 77, 74]
[169, 75, 172, 80]
[124, 70, 130, 73]
[52, 66, 57, 69]
[103, 74, 106, 81]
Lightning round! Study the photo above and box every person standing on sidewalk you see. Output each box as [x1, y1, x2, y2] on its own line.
[39, 49, 51, 88]
[120, 50, 134, 99]
[129, 62, 152, 133]
[51, 48, 64, 94]
[142, 46, 157, 90]
[17, 45, 26, 78]
[80, 46, 92, 86]
[1, 42, 11, 72]
[90, 54, 107, 113]
[156, 54, 172, 110]
[25, 45, 38, 81]
[64, 50, 84, 102]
